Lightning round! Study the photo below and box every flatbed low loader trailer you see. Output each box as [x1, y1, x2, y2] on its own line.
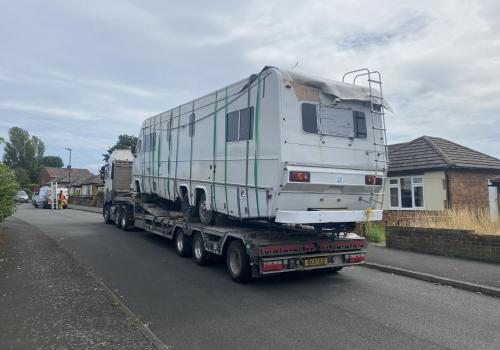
[106, 196, 367, 282]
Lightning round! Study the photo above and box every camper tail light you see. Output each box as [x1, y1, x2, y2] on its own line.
[365, 175, 382, 186]
[289, 171, 310, 182]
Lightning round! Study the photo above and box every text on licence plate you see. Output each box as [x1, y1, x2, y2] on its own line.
[304, 257, 329, 267]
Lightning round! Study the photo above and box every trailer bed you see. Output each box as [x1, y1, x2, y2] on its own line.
[108, 198, 368, 279]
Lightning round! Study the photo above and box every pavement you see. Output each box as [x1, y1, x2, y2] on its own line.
[366, 244, 500, 296]
[67, 203, 102, 214]
[0, 214, 163, 349]
[3, 204, 500, 349]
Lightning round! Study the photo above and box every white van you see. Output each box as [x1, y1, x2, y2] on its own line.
[132, 67, 389, 228]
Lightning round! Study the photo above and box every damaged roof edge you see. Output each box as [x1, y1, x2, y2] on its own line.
[281, 69, 393, 112]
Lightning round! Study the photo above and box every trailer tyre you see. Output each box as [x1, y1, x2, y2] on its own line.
[192, 233, 209, 265]
[174, 230, 191, 257]
[198, 191, 214, 225]
[104, 206, 113, 224]
[226, 240, 251, 283]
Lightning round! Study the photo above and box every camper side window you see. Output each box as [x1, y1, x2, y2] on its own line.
[143, 133, 156, 152]
[226, 107, 254, 142]
[301, 103, 318, 133]
[353, 111, 367, 138]
[239, 107, 253, 141]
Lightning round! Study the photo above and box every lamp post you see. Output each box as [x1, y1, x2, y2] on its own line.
[65, 148, 72, 195]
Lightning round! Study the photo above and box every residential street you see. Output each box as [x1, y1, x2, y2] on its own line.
[4, 204, 500, 350]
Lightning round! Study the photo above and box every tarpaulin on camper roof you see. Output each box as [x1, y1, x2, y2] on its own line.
[281, 69, 393, 112]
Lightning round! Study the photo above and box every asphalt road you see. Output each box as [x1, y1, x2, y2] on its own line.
[13, 205, 500, 350]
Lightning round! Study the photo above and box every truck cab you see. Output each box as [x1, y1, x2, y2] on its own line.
[103, 149, 134, 206]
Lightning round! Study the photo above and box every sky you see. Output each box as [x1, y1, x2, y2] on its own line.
[1, 0, 499, 172]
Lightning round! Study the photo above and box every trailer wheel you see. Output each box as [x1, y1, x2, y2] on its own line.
[174, 230, 191, 257]
[104, 206, 113, 224]
[198, 191, 214, 225]
[226, 240, 251, 283]
[192, 233, 209, 265]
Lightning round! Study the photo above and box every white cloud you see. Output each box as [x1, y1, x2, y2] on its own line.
[0, 0, 499, 170]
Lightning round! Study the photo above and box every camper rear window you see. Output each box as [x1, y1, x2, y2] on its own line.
[301, 103, 318, 133]
[226, 107, 254, 142]
[302, 104, 368, 139]
[354, 111, 367, 138]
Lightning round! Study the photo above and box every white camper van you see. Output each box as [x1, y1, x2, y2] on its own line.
[132, 67, 388, 228]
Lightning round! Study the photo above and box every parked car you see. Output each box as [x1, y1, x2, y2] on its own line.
[15, 190, 29, 203]
[31, 192, 39, 206]
[33, 186, 49, 208]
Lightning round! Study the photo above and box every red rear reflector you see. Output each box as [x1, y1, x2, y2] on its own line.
[289, 171, 310, 182]
[262, 261, 284, 272]
[365, 175, 382, 185]
[346, 254, 365, 263]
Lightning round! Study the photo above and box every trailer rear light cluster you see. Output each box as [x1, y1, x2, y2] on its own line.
[346, 254, 365, 264]
[289, 171, 310, 182]
[365, 175, 382, 186]
[261, 260, 284, 272]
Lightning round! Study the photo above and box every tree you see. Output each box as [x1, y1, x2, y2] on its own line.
[3, 127, 46, 188]
[41, 155, 64, 168]
[103, 134, 138, 163]
[0, 163, 18, 222]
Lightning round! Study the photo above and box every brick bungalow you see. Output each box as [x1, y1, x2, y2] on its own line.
[383, 136, 500, 220]
[70, 174, 103, 197]
[38, 167, 94, 187]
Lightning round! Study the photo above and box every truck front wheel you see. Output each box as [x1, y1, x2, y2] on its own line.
[120, 207, 132, 231]
[226, 240, 251, 283]
[114, 206, 122, 228]
[104, 206, 113, 224]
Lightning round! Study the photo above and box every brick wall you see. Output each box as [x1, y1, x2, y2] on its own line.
[447, 170, 500, 209]
[386, 226, 500, 264]
[382, 210, 443, 225]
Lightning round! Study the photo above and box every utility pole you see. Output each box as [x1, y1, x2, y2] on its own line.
[65, 148, 72, 195]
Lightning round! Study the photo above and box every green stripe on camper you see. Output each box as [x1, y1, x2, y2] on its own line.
[212, 90, 218, 212]
[223, 87, 229, 215]
[253, 73, 261, 217]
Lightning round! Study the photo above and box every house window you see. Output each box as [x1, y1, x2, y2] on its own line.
[388, 177, 424, 209]
[226, 107, 254, 142]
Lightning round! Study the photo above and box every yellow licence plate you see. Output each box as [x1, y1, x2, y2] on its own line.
[304, 257, 329, 267]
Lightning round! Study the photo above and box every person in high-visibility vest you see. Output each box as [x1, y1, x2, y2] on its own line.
[58, 190, 66, 209]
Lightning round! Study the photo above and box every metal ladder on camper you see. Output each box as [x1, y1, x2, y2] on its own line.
[342, 68, 388, 210]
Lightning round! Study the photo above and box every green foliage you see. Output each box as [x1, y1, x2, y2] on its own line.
[2, 127, 46, 188]
[103, 134, 138, 163]
[0, 163, 19, 222]
[41, 155, 64, 168]
[364, 223, 386, 243]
